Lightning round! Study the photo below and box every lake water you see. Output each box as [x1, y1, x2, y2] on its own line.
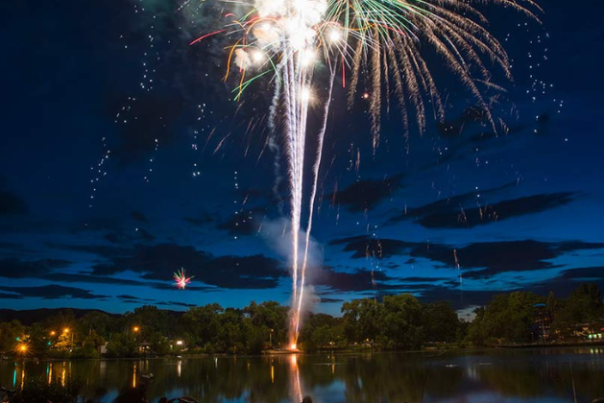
[1, 348, 604, 403]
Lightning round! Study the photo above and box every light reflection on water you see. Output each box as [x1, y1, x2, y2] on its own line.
[1, 348, 604, 403]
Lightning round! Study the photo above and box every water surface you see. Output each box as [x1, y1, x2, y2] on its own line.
[1, 348, 604, 403]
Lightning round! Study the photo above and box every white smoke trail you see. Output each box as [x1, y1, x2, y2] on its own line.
[268, 65, 285, 214]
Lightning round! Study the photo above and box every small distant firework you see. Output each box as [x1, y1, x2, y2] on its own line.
[173, 268, 194, 289]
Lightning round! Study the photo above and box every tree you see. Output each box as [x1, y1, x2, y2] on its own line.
[72, 331, 103, 358]
[126, 305, 173, 340]
[28, 323, 51, 357]
[551, 283, 603, 339]
[466, 292, 543, 345]
[467, 307, 487, 346]
[0, 320, 25, 353]
[218, 308, 246, 354]
[78, 311, 118, 339]
[149, 332, 170, 355]
[422, 301, 460, 343]
[342, 298, 382, 344]
[341, 300, 361, 343]
[380, 294, 424, 350]
[299, 313, 345, 351]
[182, 303, 223, 347]
[244, 301, 289, 347]
[105, 333, 137, 357]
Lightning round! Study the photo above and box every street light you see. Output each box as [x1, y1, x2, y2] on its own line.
[50, 331, 56, 336]
[18, 344, 27, 359]
[133, 326, 140, 333]
[269, 329, 274, 348]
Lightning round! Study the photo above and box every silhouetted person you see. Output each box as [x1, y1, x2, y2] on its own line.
[301, 396, 313, 403]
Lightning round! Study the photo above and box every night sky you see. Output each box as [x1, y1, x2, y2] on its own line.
[1, 0, 603, 318]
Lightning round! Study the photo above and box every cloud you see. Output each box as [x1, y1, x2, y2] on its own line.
[0, 285, 107, 300]
[410, 240, 604, 279]
[0, 258, 72, 278]
[318, 297, 345, 303]
[313, 265, 412, 293]
[103, 227, 155, 243]
[419, 266, 604, 309]
[331, 235, 604, 282]
[84, 243, 285, 289]
[131, 211, 149, 223]
[401, 276, 447, 283]
[0, 190, 28, 216]
[330, 236, 414, 259]
[183, 212, 214, 227]
[331, 174, 404, 212]
[386, 182, 516, 225]
[558, 266, 604, 281]
[0, 257, 209, 289]
[0, 242, 35, 254]
[117, 294, 142, 300]
[116, 294, 155, 303]
[156, 301, 197, 308]
[417, 285, 505, 309]
[0, 293, 24, 299]
[188, 254, 286, 289]
[45, 273, 147, 287]
[417, 193, 576, 229]
[150, 282, 217, 291]
[46, 242, 132, 258]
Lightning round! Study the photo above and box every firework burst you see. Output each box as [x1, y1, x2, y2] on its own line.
[173, 268, 194, 289]
[191, 0, 541, 346]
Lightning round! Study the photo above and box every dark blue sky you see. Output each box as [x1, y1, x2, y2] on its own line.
[1, 0, 603, 317]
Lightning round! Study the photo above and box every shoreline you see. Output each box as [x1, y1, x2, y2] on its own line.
[5, 342, 604, 362]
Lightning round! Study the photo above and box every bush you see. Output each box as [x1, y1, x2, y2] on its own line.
[9, 376, 85, 403]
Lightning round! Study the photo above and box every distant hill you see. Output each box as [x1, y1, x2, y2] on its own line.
[0, 308, 119, 325]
